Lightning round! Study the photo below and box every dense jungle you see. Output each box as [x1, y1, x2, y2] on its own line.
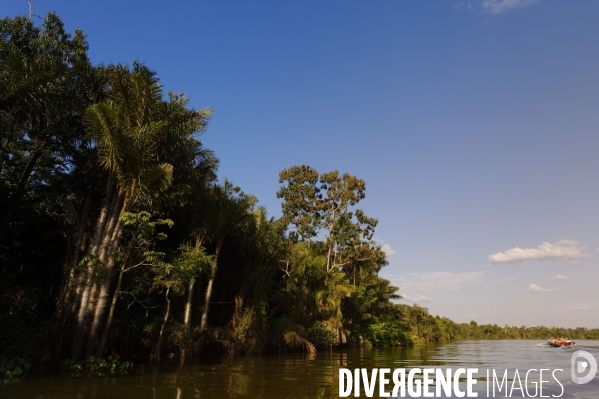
[1, 13, 598, 378]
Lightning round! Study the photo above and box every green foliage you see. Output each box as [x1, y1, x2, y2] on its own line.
[60, 356, 132, 377]
[117, 211, 173, 271]
[277, 166, 382, 275]
[78, 254, 111, 280]
[307, 322, 338, 347]
[274, 166, 401, 350]
[267, 318, 315, 353]
[273, 243, 351, 326]
[392, 303, 599, 342]
[0, 356, 31, 383]
[84, 63, 212, 210]
[1, 13, 100, 364]
[174, 245, 212, 279]
[0, 315, 69, 374]
[268, 318, 299, 336]
[362, 320, 413, 346]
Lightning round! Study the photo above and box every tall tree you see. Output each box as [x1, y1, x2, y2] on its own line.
[71, 63, 212, 359]
[277, 166, 380, 274]
[276, 166, 389, 343]
[198, 180, 256, 333]
[0, 13, 97, 243]
[95, 211, 173, 358]
[153, 243, 211, 363]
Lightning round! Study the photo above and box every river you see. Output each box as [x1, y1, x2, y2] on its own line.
[3, 340, 598, 398]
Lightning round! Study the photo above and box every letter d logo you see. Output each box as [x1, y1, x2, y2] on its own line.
[571, 350, 597, 385]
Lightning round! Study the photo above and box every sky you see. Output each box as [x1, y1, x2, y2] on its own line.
[5, 0, 599, 328]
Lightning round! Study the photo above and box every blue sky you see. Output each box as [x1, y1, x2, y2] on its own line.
[6, 0, 599, 327]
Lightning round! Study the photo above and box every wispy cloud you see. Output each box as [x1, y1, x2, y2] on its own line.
[374, 237, 396, 256]
[549, 274, 571, 282]
[572, 305, 597, 311]
[488, 240, 589, 264]
[481, 0, 541, 14]
[528, 283, 558, 294]
[381, 244, 395, 256]
[454, 2, 473, 10]
[401, 293, 433, 303]
[387, 271, 486, 293]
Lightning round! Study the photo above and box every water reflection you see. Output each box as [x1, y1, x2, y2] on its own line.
[4, 340, 598, 398]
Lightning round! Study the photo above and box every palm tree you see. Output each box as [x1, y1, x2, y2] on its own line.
[71, 63, 212, 359]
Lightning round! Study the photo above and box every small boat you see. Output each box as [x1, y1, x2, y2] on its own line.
[547, 337, 576, 347]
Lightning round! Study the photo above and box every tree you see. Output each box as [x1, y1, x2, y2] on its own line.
[277, 166, 380, 275]
[94, 211, 173, 358]
[198, 179, 256, 333]
[276, 166, 387, 344]
[153, 243, 212, 363]
[0, 13, 96, 243]
[72, 63, 212, 359]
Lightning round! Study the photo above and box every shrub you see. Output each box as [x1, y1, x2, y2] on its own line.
[363, 321, 413, 346]
[1, 356, 31, 383]
[60, 355, 132, 377]
[307, 322, 338, 347]
[268, 318, 315, 353]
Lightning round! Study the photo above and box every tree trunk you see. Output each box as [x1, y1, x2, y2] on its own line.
[183, 280, 194, 328]
[71, 172, 100, 267]
[199, 246, 219, 333]
[95, 264, 125, 358]
[71, 179, 115, 360]
[0, 140, 45, 243]
[83, 190, 123, 333]
[57, 169, 103, 322]
[85, 208, 124, 358]
[56, 266, 77, 324]
[87, 282, 99, 315]
[156, 287, 171, 364]
[179, 280, 194, 366]
[70, 281, 83, 315]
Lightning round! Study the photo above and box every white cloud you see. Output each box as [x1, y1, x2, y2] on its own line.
[528, 283, 558, 294]
[481, 0, 541, 14]
[572, 305, 597, 311]
[488, 240, 589, 264]
[386, 271, 486, 293]
[374, 237, 396, 256]
[548, 274, 571, 282]
[381, 244, 395, 256]
[401, 294, 433, 303]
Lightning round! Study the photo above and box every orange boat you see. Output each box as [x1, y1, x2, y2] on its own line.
[547, 337, 575, 347]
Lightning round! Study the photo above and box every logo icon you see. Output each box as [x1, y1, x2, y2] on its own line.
[571, 350, 597, 384]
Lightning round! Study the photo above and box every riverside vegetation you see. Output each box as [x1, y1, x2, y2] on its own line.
[1, 13, 598, 380]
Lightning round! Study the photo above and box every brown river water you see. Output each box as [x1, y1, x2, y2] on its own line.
[2, 340, 598, 398]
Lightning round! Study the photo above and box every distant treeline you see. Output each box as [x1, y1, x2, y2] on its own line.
[390, 304, 599, 344]
[1, 13, 596, 376]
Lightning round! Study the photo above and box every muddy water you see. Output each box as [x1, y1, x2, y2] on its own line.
[3, 340, 598, 398]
